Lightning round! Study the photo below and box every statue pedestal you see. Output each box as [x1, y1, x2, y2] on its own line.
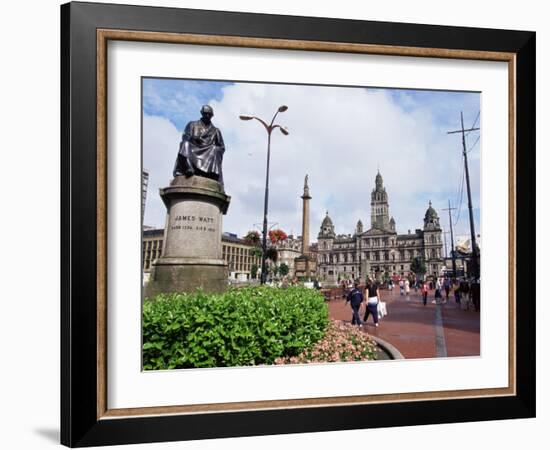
[294, 254, 317, 281]
[360, 260, 370, 281]
[145, 176, 231, 297]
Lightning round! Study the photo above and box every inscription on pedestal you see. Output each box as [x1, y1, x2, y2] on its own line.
[170, 215, 216, 233]
[163, 200, 222, 259]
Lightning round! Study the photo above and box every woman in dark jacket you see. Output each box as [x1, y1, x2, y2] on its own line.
[363, 279, 380, 327]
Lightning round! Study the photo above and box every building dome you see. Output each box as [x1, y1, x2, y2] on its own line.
[423, 201, 441, 230]
[424, 201, 438, 220]
[319, 211, 335, 238]
[321, 212, 333, 228]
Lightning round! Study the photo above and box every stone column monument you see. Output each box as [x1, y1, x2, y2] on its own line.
[145, 105, 231, 296]
[301, 175, 311, 256]
[294, 175, 316, 280]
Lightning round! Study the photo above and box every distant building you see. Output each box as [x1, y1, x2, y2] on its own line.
[143, 227, 164, 272]
[142, 229, 262, 282]
[142, 170, 149, 223]
[222, 232, 262, 281]
[316, 171, 444, 283]
[273, 235, 302, 277]
[444, 233, 481, 277]
[454, 234, 482, 254]
[142, 227, 164, 285]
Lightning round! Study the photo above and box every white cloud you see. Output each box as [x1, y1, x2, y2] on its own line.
[142, 115, 181, 228]
[143, 82, 480, 242]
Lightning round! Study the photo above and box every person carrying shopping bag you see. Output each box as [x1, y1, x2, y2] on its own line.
[363, 278, 380, 327]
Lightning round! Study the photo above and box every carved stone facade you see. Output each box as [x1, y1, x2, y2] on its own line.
[273, 236, 302, 276]
[316, 171, 444, 283]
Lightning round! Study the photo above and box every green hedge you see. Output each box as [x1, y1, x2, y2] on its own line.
[142, 286, 329, 370]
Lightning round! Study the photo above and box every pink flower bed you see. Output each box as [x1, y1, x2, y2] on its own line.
[274, 320, 377, 364]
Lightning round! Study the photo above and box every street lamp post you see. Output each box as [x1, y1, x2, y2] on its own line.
[447, 111, 480, 279]
[240, 106, 289, 284]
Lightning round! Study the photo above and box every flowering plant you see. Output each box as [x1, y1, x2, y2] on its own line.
[269, 229, 288, 243]
[244, 230, 261, 246]
[274, 320, 377, 364]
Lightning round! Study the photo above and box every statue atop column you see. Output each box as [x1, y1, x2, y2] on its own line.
[295, 175, 316, 281]
[173, 105, 226, 186]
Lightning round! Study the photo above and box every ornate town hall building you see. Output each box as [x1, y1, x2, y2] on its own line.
[316, 171, 444, 283]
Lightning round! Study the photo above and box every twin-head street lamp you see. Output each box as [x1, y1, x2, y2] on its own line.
[239, 105, 289, 284]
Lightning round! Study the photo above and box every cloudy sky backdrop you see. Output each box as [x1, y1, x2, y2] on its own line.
[143, 78, 480, 249]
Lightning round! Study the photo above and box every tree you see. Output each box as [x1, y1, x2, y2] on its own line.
[265, 247, 278, 263]
[279, 263, 289, 277]
[410, 257, 427, 276]
[268, 229, 288, 244]
[250, 264, 259, 279]
[249, 247, 262, 259]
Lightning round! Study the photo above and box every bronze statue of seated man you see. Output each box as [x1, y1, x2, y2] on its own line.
[173, 105, 225, 186]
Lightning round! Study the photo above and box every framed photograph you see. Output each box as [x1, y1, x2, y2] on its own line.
[61, 1, 535, 447]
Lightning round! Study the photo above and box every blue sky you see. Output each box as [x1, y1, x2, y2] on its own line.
[143, 79, 231, 130]
[142, 78, 481, 251]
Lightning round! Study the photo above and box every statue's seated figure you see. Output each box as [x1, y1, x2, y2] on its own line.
[173, 105, 225, 186]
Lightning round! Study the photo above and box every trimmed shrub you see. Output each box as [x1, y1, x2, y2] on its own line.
[143, 286, 329, 370]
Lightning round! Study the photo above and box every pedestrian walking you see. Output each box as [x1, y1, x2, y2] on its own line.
[399, 279, 404, 296]
[444, 277, 451, 301]
[421, 281, 429, 305]
[471, 279, 480, 312]
[363, 279, 380, 327]
[433, 278, 443, 304]
[346, 280, 364, 327]
[459, 280, 470, 310]
[405, 279, 410, 295]
[454, 283, 461, 304]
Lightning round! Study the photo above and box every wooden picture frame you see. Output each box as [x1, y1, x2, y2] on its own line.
[61, 1, 535, 447]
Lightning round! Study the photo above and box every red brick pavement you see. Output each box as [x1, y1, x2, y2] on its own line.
[326, 286, 480, 359]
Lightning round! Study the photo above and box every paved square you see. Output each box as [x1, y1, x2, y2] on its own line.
[327, 286, 480, 359]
